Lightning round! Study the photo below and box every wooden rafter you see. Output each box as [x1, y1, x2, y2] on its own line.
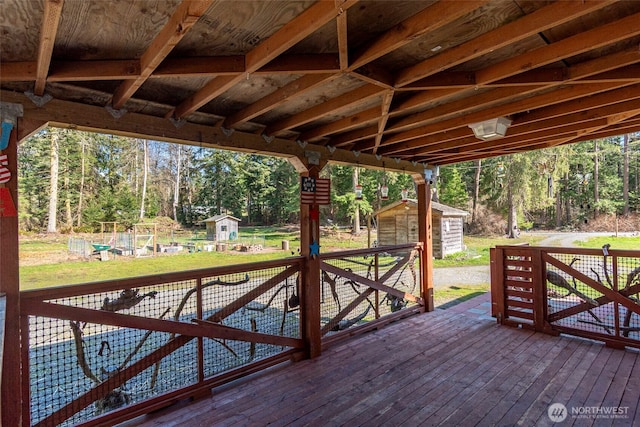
[265, 84, 384, 136]
[372, 90, 394, 154]
[378, 82, 633, 154]
[223, 74, 338, 127]
[299, 106, 380, 142]
[350, 0, 489, 70]
[3, 0, 640, 169]
[171, 0, 359, 120]
[111, 0, 215, 109]
[336, 6, 348, 70]
[395, 0, 617, 87]
[0, 89, 425, 177]
[34, 0, 64, 96]
[475, 11, 640, 85]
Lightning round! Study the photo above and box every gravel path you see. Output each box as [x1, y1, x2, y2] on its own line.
[433, 265, 490, 288]
[433, 231, 637, 288]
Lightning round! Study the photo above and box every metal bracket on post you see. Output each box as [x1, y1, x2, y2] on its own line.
[304, 150, 321, 166]
[24, 90, 52, 107]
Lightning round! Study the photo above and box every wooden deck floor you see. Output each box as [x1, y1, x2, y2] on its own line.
[125, 294, 640, 427]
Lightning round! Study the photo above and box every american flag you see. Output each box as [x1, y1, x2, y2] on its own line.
[301, 177, 330, 205]
[0, 154, 11, 183]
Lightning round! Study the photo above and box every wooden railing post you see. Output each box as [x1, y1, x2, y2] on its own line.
[531, 247, 547, 332]
[0, 105, 23, 427]
[490, 247, 505, 322]
[417, 181, 434, 312]
[298, 162, 325, 359]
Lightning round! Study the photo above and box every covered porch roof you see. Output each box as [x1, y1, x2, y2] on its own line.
[1, 0, 640, 173]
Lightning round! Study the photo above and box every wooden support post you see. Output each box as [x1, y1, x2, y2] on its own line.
[417, 181, 434, 312]
[1, 105, 23, 427]
[298, 160, 326, 359]
[491, 247, 506, 323]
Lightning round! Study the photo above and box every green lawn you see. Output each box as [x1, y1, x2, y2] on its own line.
[577, 235, 640, 250]
[434, 284, 490, 309]
[18, 226, 537, 291]
[432, 234, 547, 268]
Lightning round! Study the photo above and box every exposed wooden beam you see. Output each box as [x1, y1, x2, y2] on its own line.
[0, 62, 37, 82]
[350, 64, 395, 89]
[48, 60, 141, 81]
[265, 84, 384, 136]
[34, 0, 64, 95]
[299, 107, 380, 142]
[390, 38, 640, 128]
[416, 112, 640, 165]
[388, 86, 537, 133]
[376, 127, 473, 156]
[381, 47, 640, 144]
[336, 7, 348, 70]
[331, 125, 378, 147]
[514, 83, 640, 125]
[372, 90, 394, 154]
[475, 11, 640, 85]
[350, 0, 489, 70]
[171, 0, 358, 119]
[111, 0, 215, 109]
[2, 89, 425, 177]
[395, 0, 617, 87]
[425, 118, 610, 159]
[378, 82, 632, 152]
[224, 74, 338, 127]
[153, 56, 245, 77]
[391, 98, 640, 158]
[257, 54, 340, 74]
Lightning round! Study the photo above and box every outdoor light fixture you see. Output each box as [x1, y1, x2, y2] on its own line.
[401, 188, 409, 202]
[468, 117, 512, 140]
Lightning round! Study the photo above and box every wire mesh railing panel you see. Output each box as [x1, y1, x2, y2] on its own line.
[616, 256, 640, 340]
[27, 280, 198, 426]
[199, 267, 301, 378]
[545, 252, 612, 336]
[320, 245, 421, 335]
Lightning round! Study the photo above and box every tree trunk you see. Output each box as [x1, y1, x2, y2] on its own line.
[139, 139, 148, 220]
[352, 167, 360, 235]
[564, 172, 571, 224]
[593, 139, 599, 218]
[76, 137, 86, 227]
[173, 145, 182, 220]
[47, 129, 60, 233]
[64, 146, 73, 228]
[472, 159, 481, 224]
[623, 134, 630, 215]
[506, 182, 518, 238]
[555, 191, 562, 228]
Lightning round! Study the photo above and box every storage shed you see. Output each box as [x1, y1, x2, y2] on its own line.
[203, 215, 240, 241]
[375, 200, 468, 259]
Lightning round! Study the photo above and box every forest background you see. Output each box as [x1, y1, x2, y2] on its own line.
[17, 128, 640, 236]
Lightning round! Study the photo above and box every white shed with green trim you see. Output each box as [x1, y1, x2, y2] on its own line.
[203, 214, 241, 241]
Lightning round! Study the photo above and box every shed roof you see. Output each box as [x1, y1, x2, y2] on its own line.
[203, 214, 241, 223]
[2, 1, 640, 172]
[375, 199, 468, 217]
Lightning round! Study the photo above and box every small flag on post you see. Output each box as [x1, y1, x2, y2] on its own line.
[300, 177, 330, 205]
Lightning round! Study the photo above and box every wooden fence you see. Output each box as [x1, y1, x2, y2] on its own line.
[19, 244, 423, 426]
[491, 245, 640, 349]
